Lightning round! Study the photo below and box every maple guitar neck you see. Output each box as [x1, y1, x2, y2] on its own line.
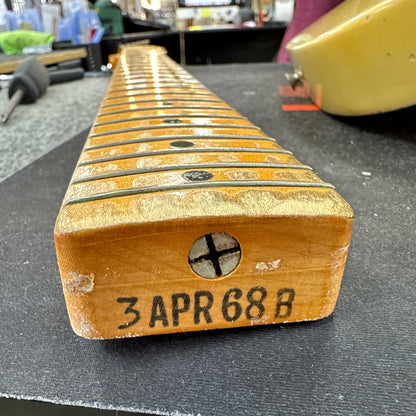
[54, 45, 353, 339]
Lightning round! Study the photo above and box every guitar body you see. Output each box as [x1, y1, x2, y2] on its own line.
[55, 45, 353, 339]
[286, 0, 416, 116]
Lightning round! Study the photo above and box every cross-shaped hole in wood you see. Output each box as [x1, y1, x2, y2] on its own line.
[188, 233, 241, 279]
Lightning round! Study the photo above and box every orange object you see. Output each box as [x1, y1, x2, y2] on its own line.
[282, 104, 319, 111]
[108, 52, 121, 69]
[55, 45, 353, 339]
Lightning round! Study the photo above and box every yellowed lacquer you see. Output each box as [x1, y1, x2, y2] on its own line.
[55, 45, 353, 339]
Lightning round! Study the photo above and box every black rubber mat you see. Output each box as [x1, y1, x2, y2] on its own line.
[0, 64, 415, 415]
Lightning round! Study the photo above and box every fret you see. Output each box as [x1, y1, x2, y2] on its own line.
[85, 135, 279, 150]
[89, 123, 261, 138]
[72, 162, 313, 184]
[65, 180, 335, 206]
[94, 113, 247, 127]
[107, 84, 206, 94]
[97, 105, 237, 117]
[78, 147, 296, 166]
[110, 78, 201, 86]
[101, 98, 225, 109]
[103, 91, 216, 101]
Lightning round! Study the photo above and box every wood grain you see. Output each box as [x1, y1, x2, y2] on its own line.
[0, 48, 87, 74]
[55, 45, 353, 339]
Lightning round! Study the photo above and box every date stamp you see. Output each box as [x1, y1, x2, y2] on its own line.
[117, 287, 295, 331]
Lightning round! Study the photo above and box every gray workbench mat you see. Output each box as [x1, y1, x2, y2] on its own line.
[1, 64, 415, 415]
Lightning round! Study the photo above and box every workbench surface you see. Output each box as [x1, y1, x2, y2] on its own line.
[0, 63, 415, 415]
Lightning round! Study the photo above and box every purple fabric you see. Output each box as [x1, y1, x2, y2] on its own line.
[277, 0, 344, 63]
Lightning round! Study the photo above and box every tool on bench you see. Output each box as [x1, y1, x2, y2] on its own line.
[1, 56, 84, 123]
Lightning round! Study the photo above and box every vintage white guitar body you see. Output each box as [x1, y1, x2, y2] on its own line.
[286, 0, 416, 116]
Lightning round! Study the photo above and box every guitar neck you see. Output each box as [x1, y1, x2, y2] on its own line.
[55, 45, 353, 339]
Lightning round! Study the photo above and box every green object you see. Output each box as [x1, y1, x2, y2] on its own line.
[0, 30, 55, 55]
[95, 0, 124, 35]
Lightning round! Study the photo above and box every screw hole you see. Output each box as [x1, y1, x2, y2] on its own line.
[189, 233, 241, 279]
